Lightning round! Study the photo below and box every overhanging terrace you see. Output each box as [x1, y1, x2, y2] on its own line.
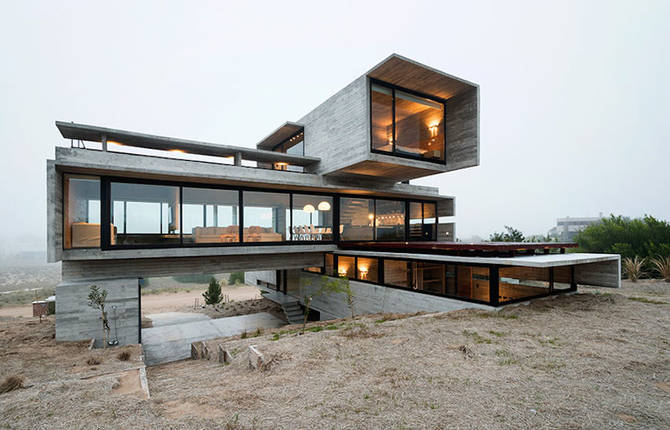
[55, 121, 320, 168]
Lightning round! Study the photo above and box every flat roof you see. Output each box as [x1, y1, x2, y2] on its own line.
[255, 122, 304, 151]
[339, 241, 577, 255]
[366, 54, 478, 101]
[56, 121, 319, 167]
[333, 250, 619, 268]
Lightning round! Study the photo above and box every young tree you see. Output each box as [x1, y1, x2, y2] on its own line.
[301, 275, 353, 333]
[202, 277, 223, 305]
[87, 285, 110, 348]
[489, 226, 525, 242]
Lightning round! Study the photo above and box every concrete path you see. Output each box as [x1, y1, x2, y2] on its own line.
[145, 312, 210, 327]
[141, 312, 285, 366]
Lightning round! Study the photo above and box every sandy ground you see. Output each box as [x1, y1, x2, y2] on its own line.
[0, 280, 668, 429]
[141, 285, 261, 314]
[0, 284, 263, 319]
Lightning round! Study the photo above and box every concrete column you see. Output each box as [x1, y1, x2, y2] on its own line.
[234, 152, 242, 166]
[101, 135, 108, 152]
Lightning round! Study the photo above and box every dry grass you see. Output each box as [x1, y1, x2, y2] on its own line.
[1, 280, 669, 429]
[86, 357, 102, 366]
[0, 375, 24, 394]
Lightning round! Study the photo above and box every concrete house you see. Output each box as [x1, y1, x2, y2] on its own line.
[46, 54, 620, 346]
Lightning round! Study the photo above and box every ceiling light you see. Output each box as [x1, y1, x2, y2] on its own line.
[303, 204, 315, 213]
[317, 201, 331, 211]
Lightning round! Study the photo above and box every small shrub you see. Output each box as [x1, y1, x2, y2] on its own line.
[240, 330, 247, 339]
[0, 376, 24, 394]
[271, 333, 280, 341]
[117, 351, 131, 361]
[623, 256, 646, 282]
[228, 272, 245, 285]
[202, 278, 223, 305]
[253, 328, 263, 337]
[651, 256, 670, 282]
[86, 357, 101, 366]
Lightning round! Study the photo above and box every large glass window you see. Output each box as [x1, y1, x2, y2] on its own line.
[409, 202, 423, 240]
[371, 84, 393, 152]
[291, 194, 333, 241]
[370, 82, 445, 162]
[182, 187, 239, 244]
[242, 191, 289, 242]
[357, 257, 379, 283]
[384, 259, 411, 288]
[111, 182, 181, 246]
[272, 131, 304, 172]
[337, 256, 355, 278]
[412, 262, 445, 294]
[553, 266, 573, 291]
[423, 202, 437, 240]
[456, 266, 490, 302]
[64, 175, 101, 249]
[499, 266, 550, 303]
[375, 200, 405, 240]
[340, 197, 374, 241]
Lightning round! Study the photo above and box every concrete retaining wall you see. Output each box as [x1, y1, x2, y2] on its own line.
[291, 271, 494, 320]
[56, 278, 140, 347]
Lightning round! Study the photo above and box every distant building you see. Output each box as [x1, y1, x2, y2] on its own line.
[548, 214, 603, 242]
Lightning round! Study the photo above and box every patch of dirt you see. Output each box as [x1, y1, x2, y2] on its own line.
[111, 369, 147, 399]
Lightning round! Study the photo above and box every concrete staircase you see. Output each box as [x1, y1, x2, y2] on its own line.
[282, 302, 304, 325]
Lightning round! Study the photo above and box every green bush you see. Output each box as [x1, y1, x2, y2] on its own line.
[228, 272, 245, 285]
[202, 278, 223, 305]
[574, 215, 670, 259]
[172, 273, 215, 284]
[489, 226, 524, 242]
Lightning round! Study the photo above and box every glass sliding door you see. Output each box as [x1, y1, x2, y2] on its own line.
[291, 194, 333, 241]
[375, 199, 405, 240]
[340, 197, 374, 241]
[409, 202, 423, 240]
[242, 191, 289, 242]
[64, 175, 101, 249]
[423, 202, 437, 240]
[182, 187, 239, 244]
[110, 182, 181, 246]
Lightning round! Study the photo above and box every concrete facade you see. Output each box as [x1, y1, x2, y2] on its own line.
[56, 278, 140, 347]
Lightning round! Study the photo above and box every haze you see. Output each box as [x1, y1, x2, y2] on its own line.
[1, 0, 669, 255]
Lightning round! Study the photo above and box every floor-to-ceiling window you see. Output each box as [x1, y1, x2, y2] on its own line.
[182, 187, 239, 244]
[375, 199, 405, 240]
[64, 175, 101, 249]
[242, 191, 289, 242]
[110, 182, 181, 246]
[370, 80, 446, 163]
[340, 197, 375, 241]
[291, 194, 333, 241]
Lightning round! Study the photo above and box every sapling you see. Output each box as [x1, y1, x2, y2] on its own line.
[87, 285, 110, 348]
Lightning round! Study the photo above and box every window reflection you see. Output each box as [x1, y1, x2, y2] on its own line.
[64, 175, 101, 249]
[182, 187, 239, 244]
[340, 197, 374, 241]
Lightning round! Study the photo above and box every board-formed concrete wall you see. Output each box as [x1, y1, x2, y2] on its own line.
[445, 87, 479, 171]
[575, 259, 621, 288]
[300, 75, 370, 176]
[56, 278, 140, 347]
[290, 271, 494, 320]
[245, 270, 276, 287]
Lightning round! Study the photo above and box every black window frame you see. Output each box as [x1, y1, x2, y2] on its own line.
[369, 78, 448, 166]
[318, 253, 577, 307]
[65, 174, 439, 251]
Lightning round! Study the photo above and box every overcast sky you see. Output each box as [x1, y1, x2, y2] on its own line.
[1, 0, 669, 253]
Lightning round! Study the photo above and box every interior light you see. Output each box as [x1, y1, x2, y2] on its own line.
[368, 213, 374, 220]
[169, 149, 186, 153]
[107, 140, 123, 146]
[303, 204, 315, 213]
[317, 201, 331, 211]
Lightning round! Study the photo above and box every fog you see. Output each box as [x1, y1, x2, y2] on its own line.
[1, 0, 668, 255]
